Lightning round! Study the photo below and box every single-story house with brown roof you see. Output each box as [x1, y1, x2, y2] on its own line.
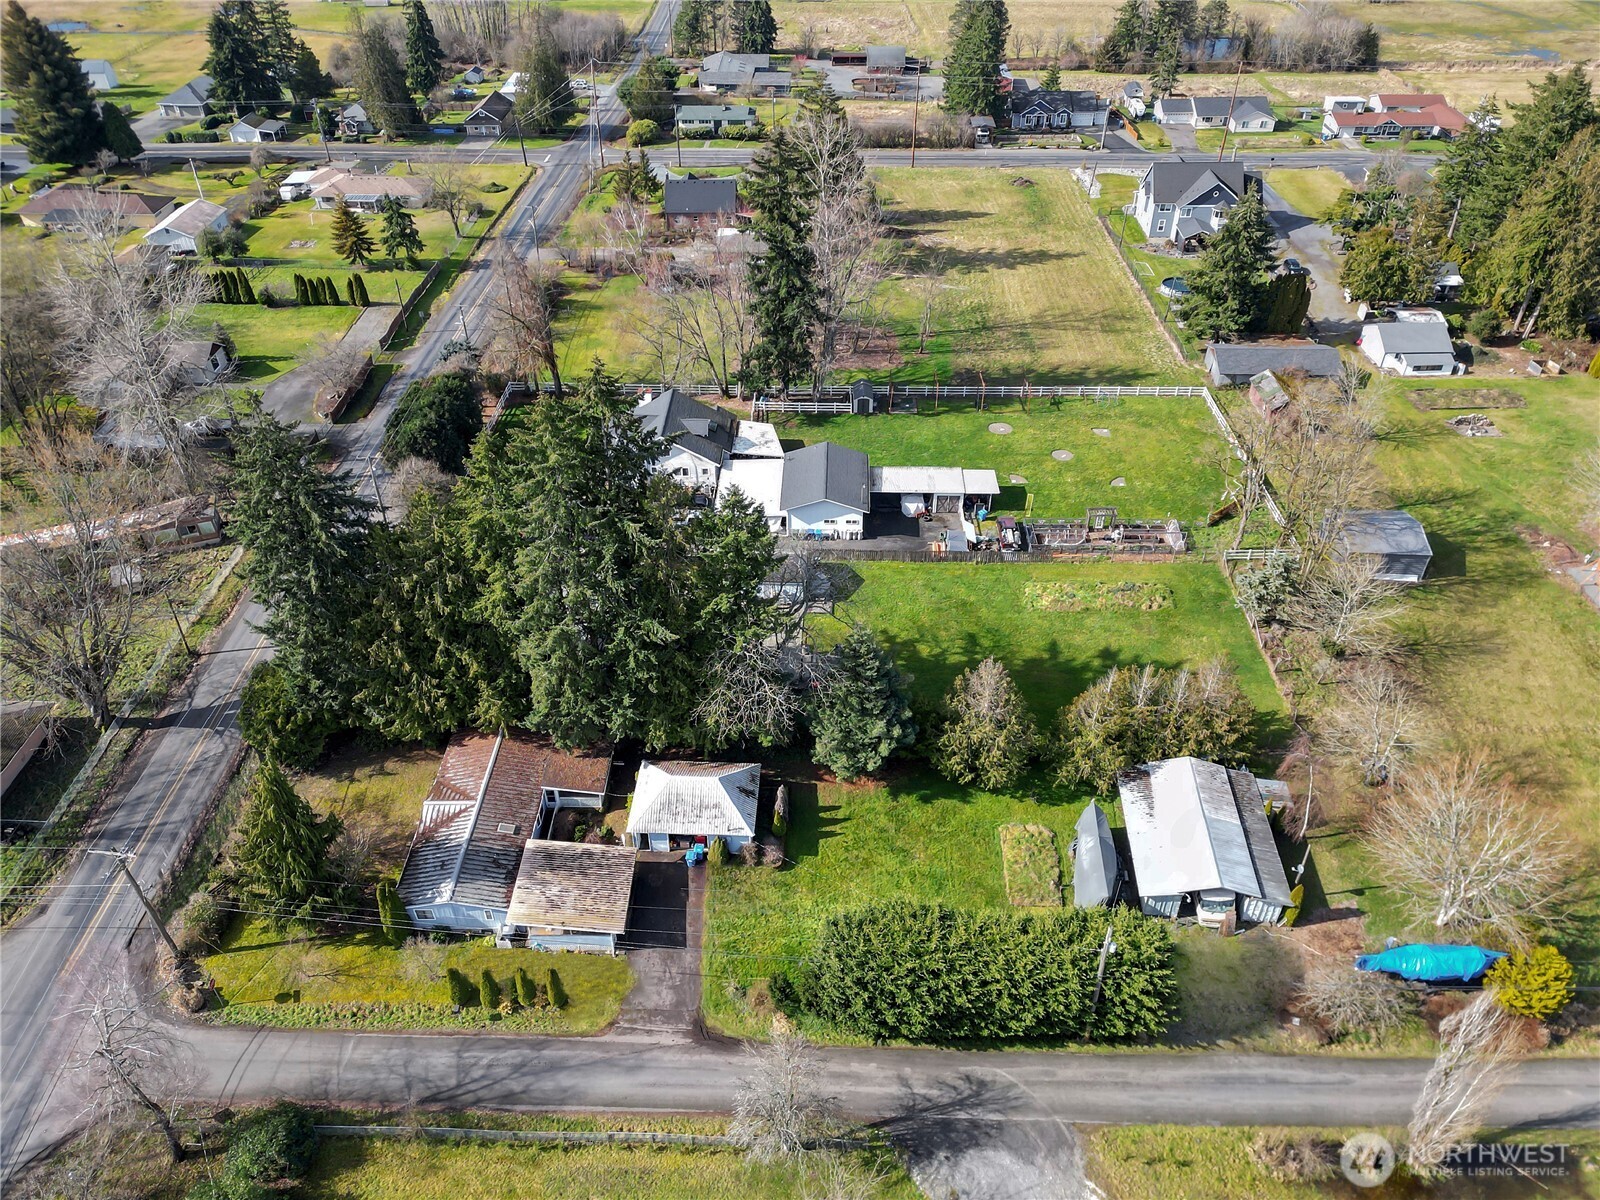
[19, 186, 178, 229]
[310, 172, 433, 211]
[508, 840, 636, 953]
[398, 731, 617, 940]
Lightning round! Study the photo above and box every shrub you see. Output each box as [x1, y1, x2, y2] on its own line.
[1486, 946, 1575, 1020]
[479, 180, 507, 192]
[547, 968, 567, 1010]
[1295, 960, 1409, 1038]
[178, 891, 231, 955]
[936, 657, 1038, 790]
[381, 371, 483, 474]
[237, 662, 336, 769]
[480, 968, 502, 1010]
[627, 118, 659, 145]
[809, 628, 917, 781]
[514, 966, 537, 1007]
[1466, 308, 1504, 342]
[737, 840, 761, 866]
[446, 967, 472, 1007]
[221, 1102, 318, 1191]
[708, 836, 727, 867]
[1234, 555, 1297, 622]
[770, 784, 788, 837]
[803, 901, 1175, 1043]
[1248, 1129, 1336, 1183]
[376, 879, 409, 946]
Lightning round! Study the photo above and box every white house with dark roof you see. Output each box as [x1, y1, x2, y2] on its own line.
[1009, 88, 1108, 130]
[1117, 757, 1293, 927]
[143, 199, 229, 253]
[462, 90, 515, 136]
[635, 388, 739, 492]
[1133, 162, 1259, 250]
[779, 441, 869, 540]
[1358, 312, 1461, 375]
[158, 76, 214, 119]
[627, 761, 760, 852]
[398, 731, 614, 937]
[1153, 94, 1274, 131]
[229, 113, 286, 142]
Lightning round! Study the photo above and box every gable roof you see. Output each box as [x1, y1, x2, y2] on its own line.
[20, 186, 174, 220]
[635, 387, 737, 463]
[464, 90, 514, 124]
[1204, 341, 1343, 377]
[1361, 319, 1455, 355]
[780, 441, 869, 512]
[147, 198, 228, 238]
[1190, 93, 1273, 120]
[160, 76, 214, 107]
[1117, 757, 1291, 904]
[677, 104, 757, 123]
[398, 731, 613, 911]
[507, 839, 636, 934]
[233, 113, 286, 131]
[700, 51, 771, 85]
[1327, 105, 1466, 132]
[627, 761, 760, 839]
[1140, 161, 1253, 205]
[80, 59, 115, 74]
[1333, 509, 1430, 559]
[664, 176, 738, 216]
[309, 173, 434, 203]
[1011, 88, 1104, 116]
[171, 340, 228, 369]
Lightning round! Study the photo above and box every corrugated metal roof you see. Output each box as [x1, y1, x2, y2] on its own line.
[507, 840, 636, 934]
[1334, 509, 1431, 557]
[627, 761, 759, 838]
[1074, 803, 1119, 907]
[1117, 757, 1282, 899]
[1228, 768, 1292, 906]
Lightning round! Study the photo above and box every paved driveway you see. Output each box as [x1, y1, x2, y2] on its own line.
[613, 856, 700, 1042]
[1164, 123, 1198, 152]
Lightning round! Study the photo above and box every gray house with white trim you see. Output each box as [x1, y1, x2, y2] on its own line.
[1154, 94, 1274, 131]
[1203, 341, 1343, 386]
[1134, 162, 1258, 250]
[158, 76, 213, 119]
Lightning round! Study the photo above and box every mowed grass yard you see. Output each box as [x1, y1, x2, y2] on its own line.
[704, 559, 1288, 1041]
[874, 169, 1188, 384]
[1264, 168, 1348, 221]
[1284, 375, 1600, 973]
[302, 1132, 920, 1200]
[779, 390, 1225, 522]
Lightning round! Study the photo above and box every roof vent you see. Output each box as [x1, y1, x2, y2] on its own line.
[497, 822, 518, 835]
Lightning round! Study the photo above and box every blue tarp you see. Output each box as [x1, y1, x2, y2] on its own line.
[1354, 944, 1506, 983]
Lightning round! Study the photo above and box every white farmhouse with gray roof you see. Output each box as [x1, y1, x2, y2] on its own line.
[779, 441, 870, 540]
[1117, 757, 1293, 927]
[1134, 162, 1258, 250]
[1153, 94, 1274, 132]
[627, 761, 760, 852]
[1358, 312, 1461, 376]
[142, 199, 229, 254]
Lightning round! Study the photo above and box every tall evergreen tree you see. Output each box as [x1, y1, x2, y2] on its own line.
[516, 21, 575, 134]
[942, 0, 1009, 121]
[619, 55, 677, 125]
[1340, 225, 1432, 306]
[257, 0, 299, 87]
[351, 18, 420, 135]
[1097, 0, 1148, 70]
[1430, 100, 1503, 251]
[740, 128, 819, 396]
[381, 370, 480, 472]
[1151, 25, 1181, 98]
[403, 0, 445, 98]
[330, 199, 376, 265]
[204, 0, 278, 115]
[1, 1, 107, 165]
[98, 99, 142, 162]
[1497, 65, 1597, 205]
[285, 41, 334, 107]
[230, 760, 343, 928]
[732, 0, 778, 55]
[672, 0, 718, 55]
[378, 194, 424, 265]
[1177, 182, 1275, 341]
[936, 657, 1037, 791]
[810, 628, 917, 781]
[229, 417, 374, 710]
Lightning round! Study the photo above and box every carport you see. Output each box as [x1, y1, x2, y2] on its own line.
[870, 466, 999, 517]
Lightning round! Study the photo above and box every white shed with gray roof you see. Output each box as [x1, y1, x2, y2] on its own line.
[1358, 318, 1461, 376]
[1117, 757, 1293, 926]
[628, 761, 760, 852]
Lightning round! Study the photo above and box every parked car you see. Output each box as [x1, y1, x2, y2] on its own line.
[1279, 258, 1309, 276]
[569, 78, 592, 93]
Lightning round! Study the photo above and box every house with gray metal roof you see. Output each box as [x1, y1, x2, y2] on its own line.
[676, 104, 759, 133]
[1117, 757, 1293, 927]
[1153, 93, 1274, 132]
[627, 761, 760, 852]
[142, 199, 229, 253]
[80, 59, 118, 91]
[158, 76, 213, 119]
[1330, 509, 1432, 583]
[697, 52, 788, 94]
[780, 442, 870, 540]
[1358, 313, 1461, 376]
[1134, 162, 1258, 250]
[635, 388, 738, 491]
[1203, 340, 1343, 386]
[398, 731, 614, 938]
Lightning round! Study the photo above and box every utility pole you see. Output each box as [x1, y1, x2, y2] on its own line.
[1090, 926, 1116, 1012]
[164, 597, 192, 656]
[910, 72, 920, 167]
[512, 115, 528, 167]
[188, 158, 204, 199]
[675, 104, 683, 167]
[590, 55, 603, 170]
[84, 849, 181, 960]
[1216, 55, 1245, 163]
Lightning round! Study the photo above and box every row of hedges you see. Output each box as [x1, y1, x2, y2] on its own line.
[447, 965, 567, 1011]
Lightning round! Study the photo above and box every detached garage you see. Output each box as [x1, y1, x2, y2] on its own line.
[869, 465, 1000, 517]
[627, 761, 760, 853]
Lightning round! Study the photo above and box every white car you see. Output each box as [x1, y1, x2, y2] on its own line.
[569, 78, 592, 93]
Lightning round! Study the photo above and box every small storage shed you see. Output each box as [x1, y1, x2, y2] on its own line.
[1330, 509, 1432, 583]
[1073, 803, 1119, 908]
[627, 761, 760, 853]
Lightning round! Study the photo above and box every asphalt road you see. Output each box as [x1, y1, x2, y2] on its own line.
[0, 596, 273, 1177]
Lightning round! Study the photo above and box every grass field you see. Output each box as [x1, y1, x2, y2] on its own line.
[1264, 168, 1348, 221]
[1089, 173, 1196, 357]
[779, 389, 1226, 522]
[295, 742, 442, 877]
[303, 1130, 920, 1200]
[704, 558, 1287, 1040]
[873, 168, 1187, 384]
[998, 823, 1064, 907]
[190, 301, 363, 381]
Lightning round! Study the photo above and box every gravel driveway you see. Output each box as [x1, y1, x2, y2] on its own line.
[1261, 176, 1360, 338]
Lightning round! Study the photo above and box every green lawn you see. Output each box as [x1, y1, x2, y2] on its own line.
[1193, 127, 1321, 152]
[1090, 174, 1197, 358]
[192, 301, 363, 382]
[200, 916, 633, 1033]
[556, 272, 652, 378]
[294, 743, 442, 877]
[778, 389, 1225, 523]
[873, 168, 1189, 384]
[302, 1130, 920, 1200]
[1264, 168, 1348, 221]
[704, 558, 1288, 1040]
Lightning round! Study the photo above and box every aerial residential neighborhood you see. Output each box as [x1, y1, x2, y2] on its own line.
[0, 1, 1596, 1199]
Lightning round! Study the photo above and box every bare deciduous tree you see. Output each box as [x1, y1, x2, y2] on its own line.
[1295, 960, 1409, 1038]
[0, 242, 67, 441]
[638, 244, 757, 396]
[1368, 755, 1570, 945]
[1406, 992, 1532, 1174]
[1320, 660, 1426, 786]
[398, 934, 449, 989]
[0, 433, 148, 727]
[390, 455, 456, 522]
[729, 1018, 840, 1164]
[249, 144, 276, 177]
[48, 199, 215, 486]
[484, 244, 563, 397]
[1289, 556, 1405, 658]
[301, 332, 370, 400]
[693, 639, 820, 750]
[66, 978, 190, 1162]
[599, 198, 652, 276]
[421, 160, 472, 237]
